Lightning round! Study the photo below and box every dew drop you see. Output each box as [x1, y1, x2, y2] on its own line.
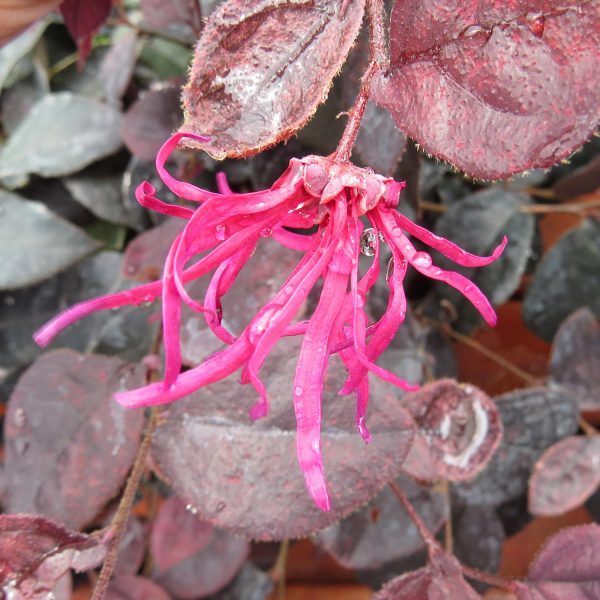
[215, 224, 228, 241]
[460, 24, 492, 45]
[412, 251, 432, 268]
[295, 386, 303, 396]
[284, 285, 294, 295]
[526, 12, 545, 37]
[13, 408, 26, 428]
[185, 503, 198, 514]
[359, 228, 378, 256]
[260, 226, 272, 237]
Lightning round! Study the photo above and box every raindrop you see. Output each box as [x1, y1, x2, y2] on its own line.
[412, 251, 433, 268]
[13, 408, 26, 428]
[461, 24, 492, 45]
[260, 226, 272, 237]
[185, 504, 198, 514]
[359, 228, 378, 256]
[526, 12, 545, 37]
[385, 257, 395, 283]
[295, 386, 303, 396]
[215, 224, 228, 241]
[284, 285, 294, 295]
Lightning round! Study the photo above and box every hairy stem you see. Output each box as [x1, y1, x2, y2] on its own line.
[461, 564, 514, 590]
[334, 0, 387, 162]
[271, 539, 290, 600]
[389, 481, 438, 554]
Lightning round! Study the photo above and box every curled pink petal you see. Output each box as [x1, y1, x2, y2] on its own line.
[392, 210, 508, 267]
[135, 181, 193, 219]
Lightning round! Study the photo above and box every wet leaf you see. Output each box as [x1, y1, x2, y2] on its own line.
[0, 189, 100, 290]
[151, 497, 214, 571]
[549, 308, 600, 410]
[315, 475, 447, 570]
[523, 219, 600, 341]
[401, 380, 502, 482]
[0, 92, 122, 181]
[528, 436, 600, 517]
[372, 1, 600, 179]
[151, 337, 415, 540]
[373, 549, 481, 599]
[153, 512, 249, 599]
[122, 84, 183, 161]
[512, 524, 600, 599]
[453, 387, 578, 506]
[3, 350, 145, 530]
[431, 188, 534, 332]
[106, 575, 171, 600]
[182, 0, 365, 159]
[0, 514, 105, 592]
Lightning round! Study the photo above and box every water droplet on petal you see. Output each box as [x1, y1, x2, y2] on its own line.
[359, 228, 378, 256]
[412, 251, 433, 268]
[284, 285, 294, 295]
[295, 386, 303, 396]
[260, 226, 272, 237]
[526, 12, 545, 37]
[215, 224, 228, 241]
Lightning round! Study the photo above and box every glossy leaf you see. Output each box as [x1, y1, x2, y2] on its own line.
[513, 524, 600, 599]
[372, 1, 600, 179]
[401, 380, 502, 482]
[373, 549, 481, 599]
[523, 219, 600, 341]
[453, 387, 578, 506]
[0, 190, 100, 290]
[3, 350, 145, 529]
[0, 92, 122, 181]
[0, 514, 105, 592]
[316, 475, 447, 570]
[549, 308, 600, 410]
[151, 337, 415, 540]
[182, 0, 365, 159]
[529, 436, 600, 517]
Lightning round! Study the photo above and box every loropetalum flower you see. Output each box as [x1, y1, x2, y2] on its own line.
[35, 132, 506, 511]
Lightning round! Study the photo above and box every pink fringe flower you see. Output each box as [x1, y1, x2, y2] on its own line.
[34, 133, 506, 511]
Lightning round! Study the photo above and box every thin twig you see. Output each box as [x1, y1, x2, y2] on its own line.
[91, 407, 159, 600]
[431, 320, 538, 385]
[461, 564, 514, 590]
[579, 416, 599, 437]
[440, 480, 453, 554]
[389, 481, 438, 554]
[271, 539, 290, 600]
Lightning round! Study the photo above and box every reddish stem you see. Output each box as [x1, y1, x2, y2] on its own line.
[334, 0, 387, 162]
[389, 481, 439, 554]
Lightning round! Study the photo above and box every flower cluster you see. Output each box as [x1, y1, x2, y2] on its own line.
[35, 133, 506, 511]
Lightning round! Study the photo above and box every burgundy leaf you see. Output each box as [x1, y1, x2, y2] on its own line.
[3, 350, 145, 530]
[106, 575, 171, 600]
[181, 0, 366, 159]
[453, 387, 578, 506]
[0, 514, 105, 592]
[60, 0, 112, 64]
[153, 524, 248, 599]
[373, 549, 481, 599]
[512, 524, 600, 599]
[141, 0, 201, 32]
[151, 337, 415, 540]
[122, 84, 183, 161]
[528, 436, 600, 517]
[401, 380, 502, 482]
[113, 518, 147, 577]
[372, 2, 600, 179]
[550, 307, 600, 411]
[151, 497, 214, 571]
[316, 475, 447, 570]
